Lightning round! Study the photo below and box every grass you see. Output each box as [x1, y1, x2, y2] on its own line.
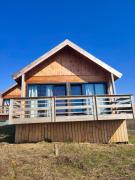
[128, 130, 135, 144]
[0, 126, 135, 180]
[0, 140, 135, 179]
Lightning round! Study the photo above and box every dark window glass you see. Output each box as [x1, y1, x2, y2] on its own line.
[3, 99, 10, 106]
[38, 85, 46, 97]
[53, 85, 66, 96]
[94, 84, 107, 95]
[71, 83, 107, 96]
[70, 84, 83, 113]
[71, 85, 82, 96]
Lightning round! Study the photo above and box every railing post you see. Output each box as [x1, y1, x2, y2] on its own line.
[93, 96, 98, 120]
[9, 99, 13, 124]
[51, 97, 56, 122]
[111, 73, 116, 95]
[130, 95, 135, 119]
[4, 106, 6, 114]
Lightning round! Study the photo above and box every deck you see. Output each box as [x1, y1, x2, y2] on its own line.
[0, 95, 134, 125]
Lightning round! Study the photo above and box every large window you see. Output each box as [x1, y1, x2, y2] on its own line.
[70, 83, 107, 96]
[27, 83, 107, 117]
[27, 83, 107, 97]
[27, 84, 67, 117]
[70, 83, 107, 115]
[27, 84, 66, 97]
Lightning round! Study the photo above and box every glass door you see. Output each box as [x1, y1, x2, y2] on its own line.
[53, 85, 66, 96]
[53, 85, 66, 115]
[94, 84, 107, 95]
[71, 84, 83, 113]
[71, 84, 82, 96]
[94, 83, 107, 115]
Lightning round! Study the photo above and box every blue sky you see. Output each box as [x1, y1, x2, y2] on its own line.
[0, 0, 135, 95]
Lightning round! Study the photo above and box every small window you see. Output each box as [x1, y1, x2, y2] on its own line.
[3, 99, 10, 106]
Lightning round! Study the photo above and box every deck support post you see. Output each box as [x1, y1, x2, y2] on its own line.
[94, 96, 98, 120]
[66, 82, 71, 116]
[131, 96, 135, 119]
[111, 73, 116, 95]
[21, 74, 25, 97]
[9, 99, 13, 124]
[66, 82, 71, 95]
[21, 74, 26, 119]
[51, 97, 56, 122]
[0, 97, 3, 106]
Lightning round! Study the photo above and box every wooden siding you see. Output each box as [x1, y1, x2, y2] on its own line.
[26, 75, 109, 84]
[13, 40, 122, 80]
[26, 47, 110, 84]
[2, 85, 21, 99]
[15, 120, 128, 143]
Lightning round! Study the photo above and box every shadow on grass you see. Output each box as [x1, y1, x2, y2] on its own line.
[128, 130, 135, 144]
[0, 125, 15, 143]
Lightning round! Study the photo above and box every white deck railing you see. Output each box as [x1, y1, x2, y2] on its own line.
[4, 95, 134, 124]
[0, 105, 9, 115]
[96, 95, 134, 120]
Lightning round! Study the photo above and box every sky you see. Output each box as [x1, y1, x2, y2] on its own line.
[0, 0, 135, 95]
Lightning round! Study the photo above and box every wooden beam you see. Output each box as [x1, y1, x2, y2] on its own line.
[111, 73, 116, 95]
[108, 80, 113, 95]
[21, 74, 25, 97]
[66, 82, 71, 95]
[0, 96, 3, 106]
[9, 99, 13, 124]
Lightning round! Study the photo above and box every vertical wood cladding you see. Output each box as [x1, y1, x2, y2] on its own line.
[26, 47, 110, 83]
[2, 85, 21, 99]
[15, 120, 128, 143]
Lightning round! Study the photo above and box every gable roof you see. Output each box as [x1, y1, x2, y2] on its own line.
[13, 39, 122, 79]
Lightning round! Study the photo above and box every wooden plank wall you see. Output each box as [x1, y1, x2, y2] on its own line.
[2, 46, 112, 100]
[2, 85, 21, 99]
[15, 120, 128, 143]
[26, 47, 110, 84]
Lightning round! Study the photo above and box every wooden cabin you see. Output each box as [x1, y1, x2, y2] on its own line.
[0, 40, 134, 143]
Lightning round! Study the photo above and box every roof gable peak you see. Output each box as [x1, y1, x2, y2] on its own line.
[13, 39, 122, 79]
